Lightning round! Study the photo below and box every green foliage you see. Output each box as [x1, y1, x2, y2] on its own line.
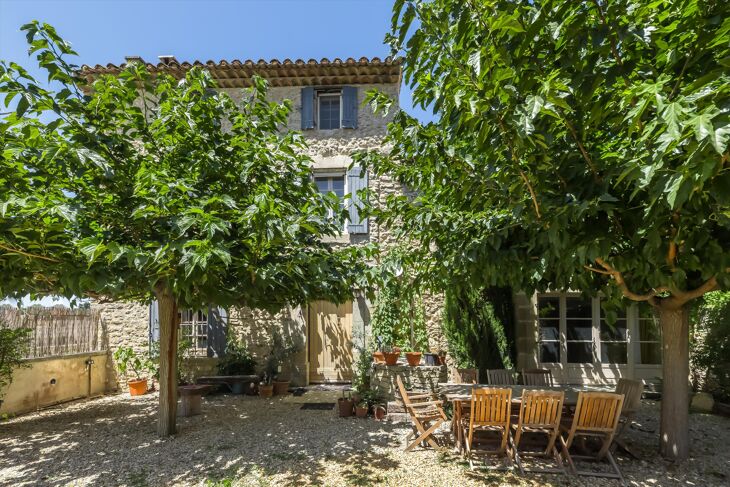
[442, 285, 514, 373]
[113, 346, 155, 381]
[149, 337, 194, 385]
[692, 291, 730, 401]
[0, 21, 372, 311]
[217, 336, 257, 376]
[261, 329, 300, 383]
[352, 346, 373, 394]
[0, 320, 31, 399]
[355, 0, 730, 306]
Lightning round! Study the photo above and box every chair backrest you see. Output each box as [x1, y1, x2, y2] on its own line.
[522, 368, 554, 386]
[456, 368, 479, 384]
[615, 378, 643, 416]
[570, 392, 625, 434]
[517, 390, 564, 429]
[469, 387, 512, 428]
[486, 369, 516, 385]
[395, 375, 413, 408]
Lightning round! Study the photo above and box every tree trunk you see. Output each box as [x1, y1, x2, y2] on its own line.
[658, 303, 690, 461]
[156, 286, 179, 437]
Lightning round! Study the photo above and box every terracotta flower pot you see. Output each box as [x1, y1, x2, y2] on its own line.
[355, 405, 369, 418]
[128, 378, 148, 396]
[374, 405, 387, 420]
[259, 384, 274, 398]
[372, 351, 386, 364]
[405, 352, 422, 366]
[383, 352, 400, 366]
[273, 380, 290, 395]
[338, 398, 354, 417]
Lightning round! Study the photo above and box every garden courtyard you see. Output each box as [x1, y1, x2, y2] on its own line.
[1, 391, 728, 487]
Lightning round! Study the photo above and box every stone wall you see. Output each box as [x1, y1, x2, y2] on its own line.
[370, 364, 448, 401]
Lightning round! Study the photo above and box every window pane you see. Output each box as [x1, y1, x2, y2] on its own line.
[540, 342, 560, 363]
[600, 319, 628, 341]
[566, 297, 592, 318]
[601, 343, 627, 364]
[637, 342, 661, 364]
[537, 297, 559, 319]
[319, 96, 340, 129]
[315, 177, 329, 193]
[567, 342, 593, 363]
[331, 176, 345, 197]
[538, 320, 559, 340]
[638, 319, 661, 342]
[566, 319, 592, 340]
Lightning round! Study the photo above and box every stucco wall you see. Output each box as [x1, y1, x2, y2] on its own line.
[0, 352, 109, 416]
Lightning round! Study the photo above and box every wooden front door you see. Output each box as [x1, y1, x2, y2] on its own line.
[308, 301, 353, 383]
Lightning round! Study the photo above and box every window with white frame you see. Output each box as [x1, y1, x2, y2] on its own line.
[178, 309, 208, 356]
[635, 304, 662, 364]
[536, 294, 660, 366]
[317, 91, 341, 130]
[314, 173, 346, 222]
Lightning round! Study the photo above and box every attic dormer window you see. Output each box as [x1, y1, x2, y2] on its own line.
[317, 91, 341, 130]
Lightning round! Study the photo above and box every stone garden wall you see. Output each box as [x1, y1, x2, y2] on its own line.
[370, 364, 448, 401]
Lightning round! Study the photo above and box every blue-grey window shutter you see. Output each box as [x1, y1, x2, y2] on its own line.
[149, 301, 160, 347]
[341, 86, 358, 129]
[347, 166, 368, 234]
[301, 87, 314, 129]
[207, 306, 228, 358]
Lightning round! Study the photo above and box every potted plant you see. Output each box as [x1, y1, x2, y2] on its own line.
[217, 337, 258, 394]
[0, 322, 32, 411]
[355, 400, 369, 418]
[405, 348, 422, 366]
[260, 329, 301, 397]
[113, 346, 155, 396]
[374, 403, 387, 420]
[338, 391, 354, 417]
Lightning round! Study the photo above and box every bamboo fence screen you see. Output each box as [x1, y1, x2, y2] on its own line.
[0, 306, 102, 359]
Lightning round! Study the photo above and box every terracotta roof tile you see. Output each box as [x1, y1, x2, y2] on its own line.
[80, 57, 401, 87]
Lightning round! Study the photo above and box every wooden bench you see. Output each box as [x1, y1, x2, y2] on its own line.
[178, 384, 214, 417]
[197, 375, 261, 395]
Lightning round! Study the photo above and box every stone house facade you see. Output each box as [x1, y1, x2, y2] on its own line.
[85, 57, 446, 388]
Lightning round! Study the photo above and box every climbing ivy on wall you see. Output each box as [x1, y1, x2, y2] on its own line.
[442, 285, 515, 373]
[370, 274, 429, 352]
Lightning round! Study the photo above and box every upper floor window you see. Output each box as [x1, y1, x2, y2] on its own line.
[318, 93, 341, 130]
[301, 86, 358, 130]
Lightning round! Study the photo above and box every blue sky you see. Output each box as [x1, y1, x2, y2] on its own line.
[0, 0, 433, 122]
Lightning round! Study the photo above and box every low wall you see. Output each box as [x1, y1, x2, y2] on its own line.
[0, 352, 110, 416]
[371, 364, 448, 401]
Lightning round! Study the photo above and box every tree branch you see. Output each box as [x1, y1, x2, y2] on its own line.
[0, 242, 61, 263]
[594, 257, 670, 301]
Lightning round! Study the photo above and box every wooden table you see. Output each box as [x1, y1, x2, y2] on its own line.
[438, 383, 612, 452]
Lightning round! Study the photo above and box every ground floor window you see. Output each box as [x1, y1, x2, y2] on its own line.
[536, 293, 661, 366]
[149, 303, 227, 358]
[178, 309, 209, 357]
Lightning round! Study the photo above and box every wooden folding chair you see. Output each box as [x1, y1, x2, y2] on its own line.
[511, 390, 566, 475]
[396, 375, 447, 452]
[612, 378, 643, 457]
[522, 368, 554, 386]
[462, 387, 513, 469]
[486, 369, 516, 385]
[559, 392, 625, 484]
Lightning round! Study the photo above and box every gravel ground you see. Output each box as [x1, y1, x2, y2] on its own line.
[0, 392, 728, 487]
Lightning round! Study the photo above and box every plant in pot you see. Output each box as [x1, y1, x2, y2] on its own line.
[338, 391, 354, 417]
[260, 329, 301, 397]
[217, 337, 257, 394]
[0, 321, 32, 411]
[113, 346, 155, 396]
[405, 348, 423, 366]
[355, 389, 379, 418]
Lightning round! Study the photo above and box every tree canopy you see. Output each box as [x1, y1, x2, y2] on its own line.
[1, 21, 371, 435]
[357, 0, 729, 460]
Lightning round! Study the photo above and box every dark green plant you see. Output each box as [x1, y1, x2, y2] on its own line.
[217, 336, 257, 376]
[113, 346, 155, 381]
[0, 320, 31, 400]
[355, 0, 730, 460]
[691, 291, 730, 402]
[261, 329, 300, 384]
[442, 285, 515, 373]
[352, 346, 372, 394]
[1, 22, 371, 436]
